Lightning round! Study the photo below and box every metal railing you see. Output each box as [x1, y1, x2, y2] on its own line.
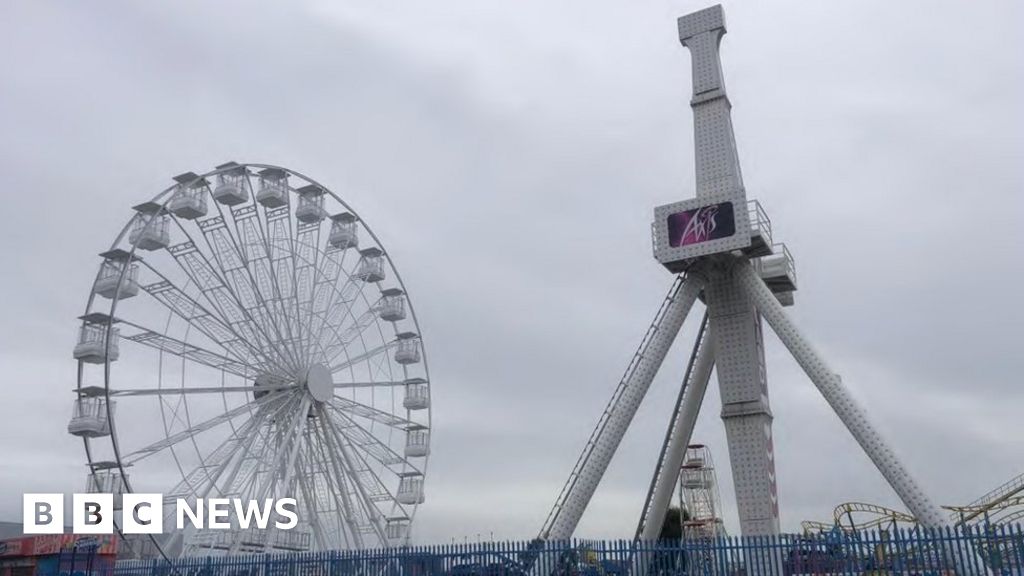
[50, 523, 1020, 576]
[747, 200, 772, 249]
[752, 244, 796, 290]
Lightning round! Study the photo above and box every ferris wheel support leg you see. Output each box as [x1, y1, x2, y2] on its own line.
[293, 452, 330, 551]
[313, 410, 367, 548]
[168, 403, 279, 555]
[247, 393, 313, 526]
[543, 271, 707, 542]
[321, 409, 390, 544]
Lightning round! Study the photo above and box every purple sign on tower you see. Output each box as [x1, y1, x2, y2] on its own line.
[667, 201, 736, 247]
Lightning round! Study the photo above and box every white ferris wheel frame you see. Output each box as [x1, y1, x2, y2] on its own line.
[73, 163, 432, 557]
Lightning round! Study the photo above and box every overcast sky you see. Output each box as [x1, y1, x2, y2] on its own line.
[0, 0, 1021, 544]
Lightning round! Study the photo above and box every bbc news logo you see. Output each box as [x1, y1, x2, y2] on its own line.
[24, 494, 298, 535]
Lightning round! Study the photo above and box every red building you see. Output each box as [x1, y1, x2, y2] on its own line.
[0, 534, 118, 576]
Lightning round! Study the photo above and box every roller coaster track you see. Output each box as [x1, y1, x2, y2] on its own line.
[833, 502, 917, 528]
[951, 472, 1024, 525]
[802, 473, 1024, 534]
[948, 496, 1024, 525]
[801, 502, 917, 535]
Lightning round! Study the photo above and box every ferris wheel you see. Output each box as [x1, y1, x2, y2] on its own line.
[67, 162, 431, 556]
[678, 444, 724, 540]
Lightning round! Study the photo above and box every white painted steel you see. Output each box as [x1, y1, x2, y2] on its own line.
[675, 3, 783, 537]
[639, 328, 715, 541]
[72, 163, 432, 558]
[734, 260, 948, 527]
[631, 327, 716, 576]
[706, 270, 780, 536]
[306, 363, 333, 403]
[543, 271, 706, 540]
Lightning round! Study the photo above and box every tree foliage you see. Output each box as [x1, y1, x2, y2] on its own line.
[658, 506, 689, 541]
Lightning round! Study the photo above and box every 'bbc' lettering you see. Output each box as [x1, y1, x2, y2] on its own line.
[23, 494, 298, 534]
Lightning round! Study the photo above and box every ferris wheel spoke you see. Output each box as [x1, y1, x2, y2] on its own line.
[202, 398, 292, 499]
[288, 246, 387, 376]
[277, 402, 314, 495]
[292, 223, 326, 357]
[329, 341, 395, 374]
[225, 414, 284, 501]
[314, 272, 386, 366]
[258, 198, 309, 365]
[163, 234, 299, 375]
[205, 392, 301, 499]
[166, 398, 279, 500]
[123, 391, 291, 464]
[318, 405, 390, 542]
[197, 206, 307, 372]
[331, 379, 408, 389]
[329, 397, 418, 430]
[303, 248, 351, 365]
[221, 433, 279, 526]
[319, 307, 382, 368]
[118, 321, 257, 379]
[268, 243, 357, 369]
[228, 198, 307, 375]
[280, 217, 309, 353]
[151, 394, 289, 486]
[299, 251, 364, 362]
[326, 404, 418, 473]
[137, 266, 279, 373]
[282, 242, 372, 346]
[107, 383, 296, 397]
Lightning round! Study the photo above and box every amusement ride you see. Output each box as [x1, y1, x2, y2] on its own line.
[533, 5, 965, 563]
[69, 163, 431, 556]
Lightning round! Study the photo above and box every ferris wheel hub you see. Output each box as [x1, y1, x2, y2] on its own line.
[305, 363, 333, 403]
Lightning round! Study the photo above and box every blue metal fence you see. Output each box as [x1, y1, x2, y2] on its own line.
[60, 523, 1024, 576]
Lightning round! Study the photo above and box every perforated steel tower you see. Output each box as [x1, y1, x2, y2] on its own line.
[677, 6, 780, 535]
[538, 4, 950, 548]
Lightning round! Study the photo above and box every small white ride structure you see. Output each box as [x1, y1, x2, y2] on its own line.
[679, 445, 725, 540]
[537, 6, 957, 571]
[70, 163, 432, 557]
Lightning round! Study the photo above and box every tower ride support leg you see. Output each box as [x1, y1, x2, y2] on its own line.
[733, 259, 949, 527]
[706, 268, 781, 536]
[631, 323, 715, 576]
[544, 271, 707, 540]
[639, 321, 716, 542]
[735, 259, 992, 574]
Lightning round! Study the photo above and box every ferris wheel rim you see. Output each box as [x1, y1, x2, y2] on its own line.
[75, 162, 432, 555]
